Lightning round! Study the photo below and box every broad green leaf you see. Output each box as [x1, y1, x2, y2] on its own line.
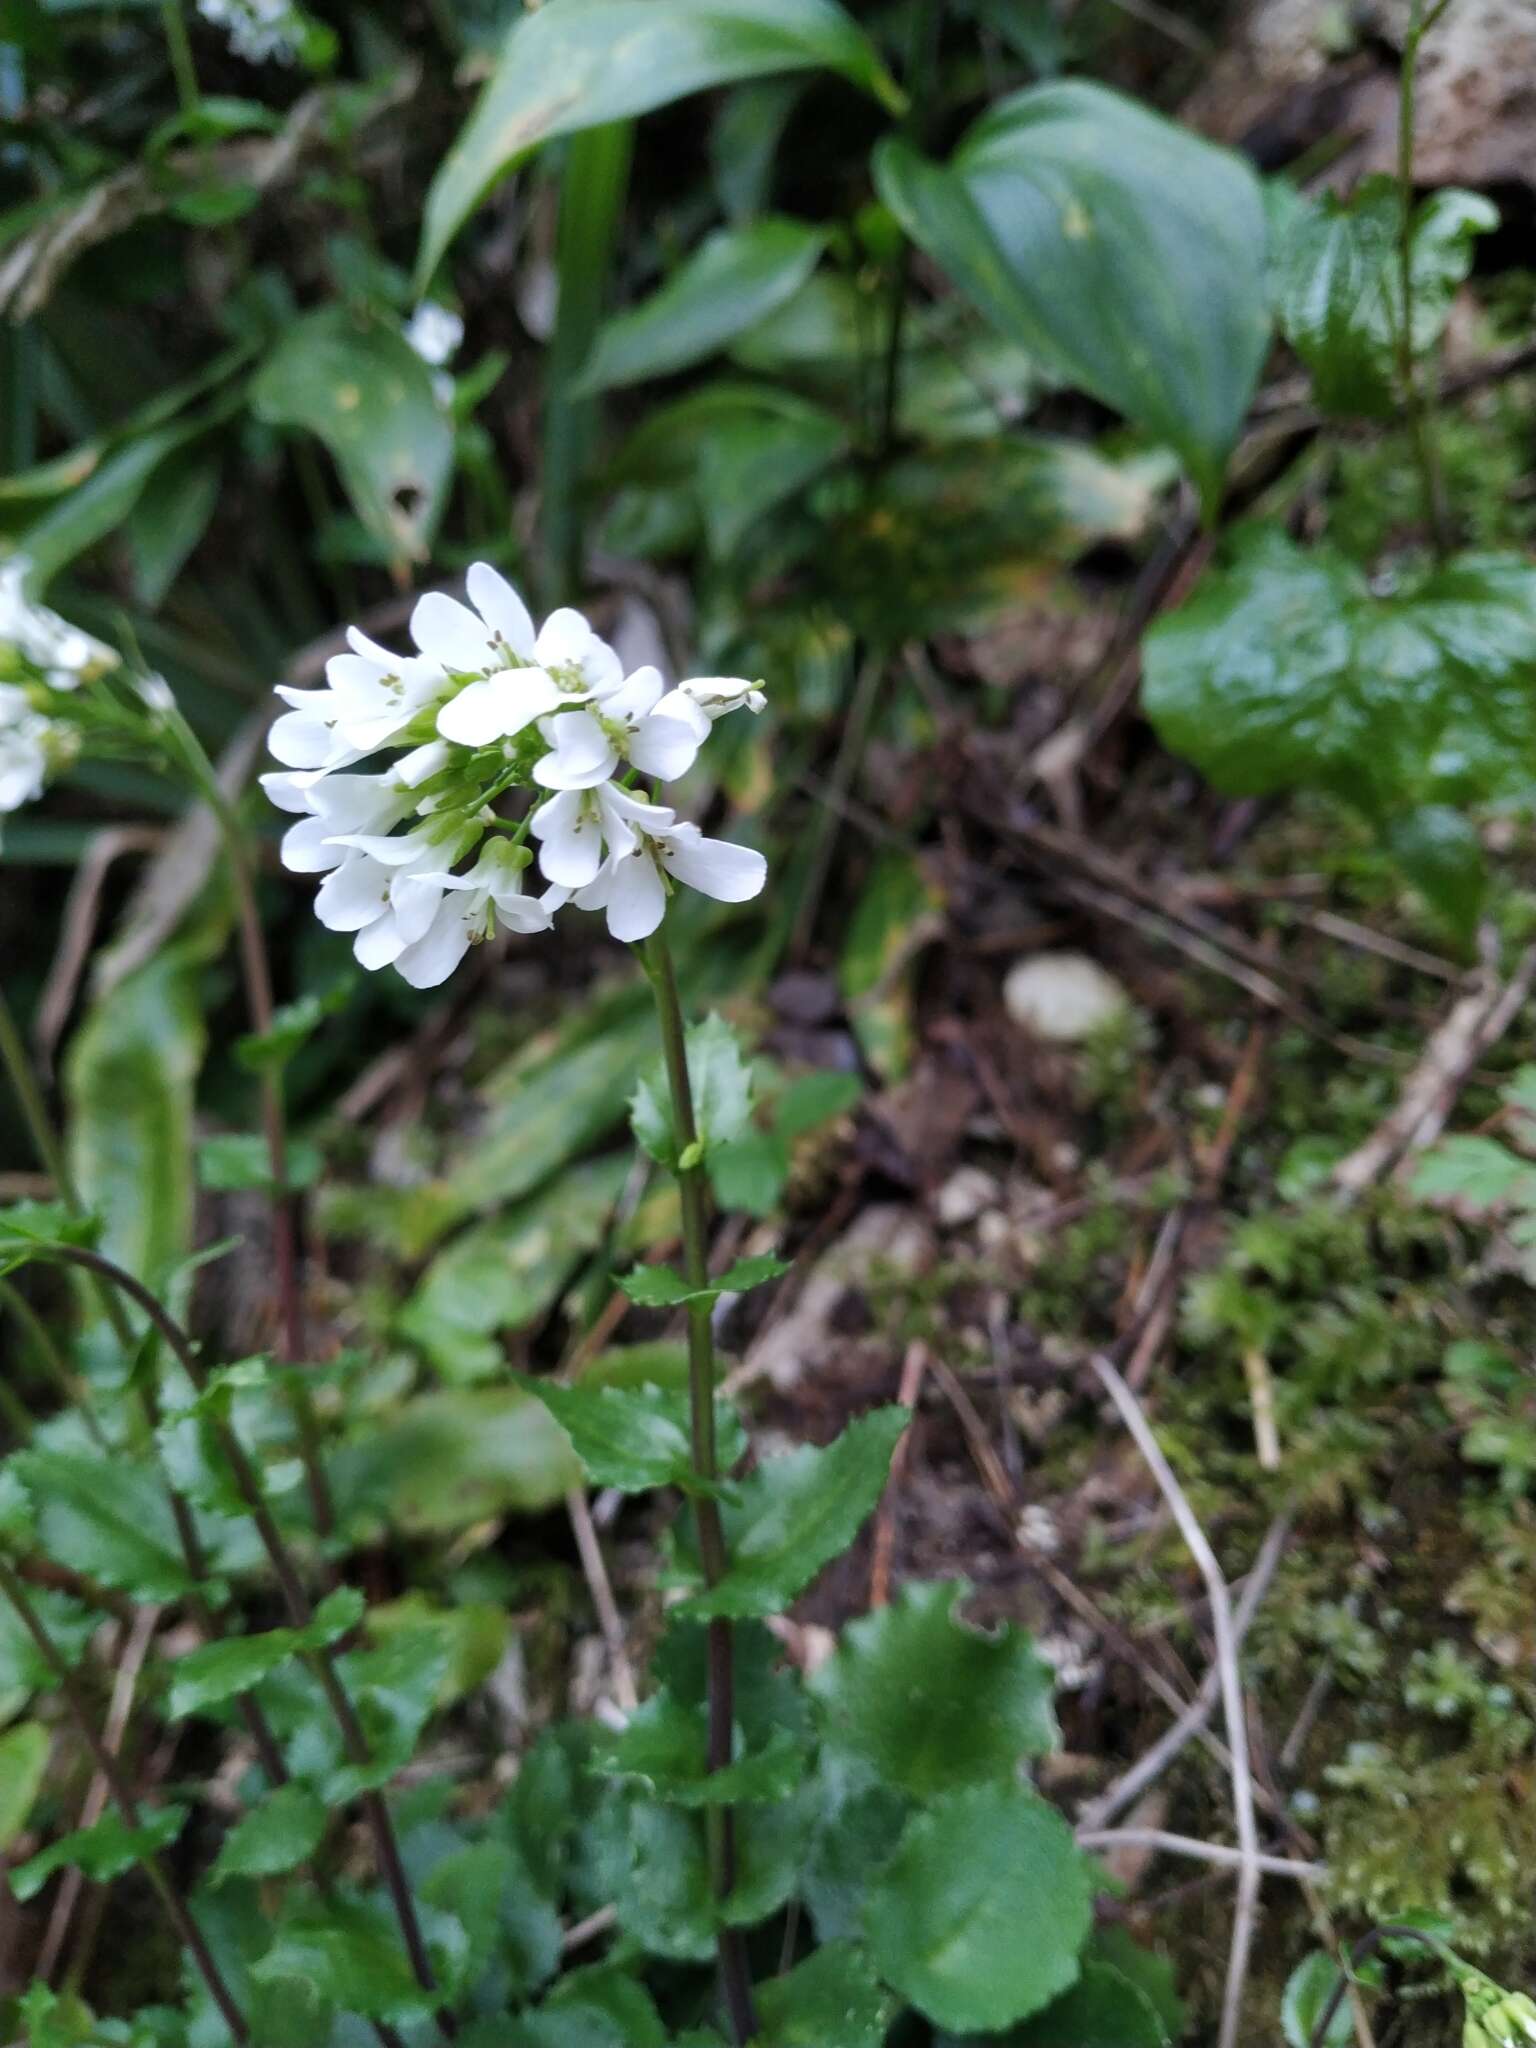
[680, 1406, 909, 1619]
[875, 82, 1270, 508]
[14, 1450, 201, 1601]
[252, 1893, 463, 2023]
[595, 1688, 806, 1805]
[331, 1386, 582, 1536]
[1411, 1137, 1536, 1213]
[64, 950, 204, 1300]
[803, 1779, 911, 1944]
[1088, 1927, 1186, 2044]
[1275, 179, 1498, 419]
[1142, 526, 1536, 925]
[11, 1804, 187, 1902]
[809, 1577, 1058, 1797]
[1007, 1962, 1171, 2046]
[630, 1012, 756, 1167]
[617, 1786, 813, 1957]
[236, 985, 351, 1074]
[543, 1964, 665, 2044]
[419, 0, 898, 280]
[866, 1783, 1093, 2032]
[755, 1941, 893, 2047]
[1383, 805, 1486, 941]
[400, 1155, 628, 1381]
[774, 1070, 863, 1139]
[424, 1839, 560, 1996]
[0, 1721, 48, 1849]
[515, 1376, 745, 1496]
[576, 219, 826, 392]
[1281, 1951, 1354, 2048]
[367, 1594, 511, 1706]
[251, 307, 452, 563]
[167, 1587, 363, 1717]
[0, 1586, 95, 1720]
[197, 1132, 324, 1197]
[325, 1626, 450, 1802]
[209, 1783, 326, 1885]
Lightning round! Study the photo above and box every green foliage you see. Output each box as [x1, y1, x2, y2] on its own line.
[631, 1012, 756, 1168]
[11, 1804, 186, 1903]
[167, 1587, 363, 1717]
[618, 1252, 788, 1308]
[810, 1578, 1057, 1798]
[12, 1449, 205, 1601]
[866, 1783, 1093, 2031]
[1275, 179, 1497, 419]
[515, 1376, 746, 1496]
[419, 0, 898, 281]
[210, 1784, 327, 1886]
[1143, 524, 1536, 933]
[754, 1941, 893, 2045]
[0, 1720, 48, 1850]
[876, 81, 1270, 507]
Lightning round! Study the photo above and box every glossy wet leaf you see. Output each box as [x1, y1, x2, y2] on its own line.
[875, 81, 1270, 508]
[209, 1783, 326, 1885]
[810, 1577, 1058, 1797]
[252, 306, 451, 562]
[1276, 179, 1498, 419]
[680, 1405, 909, 1619]
[11, 1803, 187, 1902]
[577, 218, 826, 391]
[515, 1376, 745, 1495]
[866, 1783, 1093, 2032]
[755, 1940, 893, 2047]
[419, 0, 898, 280]
[0, 1722, 48, 1851]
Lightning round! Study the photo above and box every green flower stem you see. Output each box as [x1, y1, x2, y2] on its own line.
[1397, 0, 1454, 556]
[41, 1240, 455, 2044]
[0, 1552, 250, 2046]
[168, 713, 336, 1541]
[158, 0, 201, 119]
[641, 933, 759, 2048]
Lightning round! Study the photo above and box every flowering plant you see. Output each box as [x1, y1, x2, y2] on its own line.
[262, 563, 768, 986]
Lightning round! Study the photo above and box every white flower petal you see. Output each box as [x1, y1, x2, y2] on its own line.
[393, 739, 450, 787]
[466, 562, 536, 661]
[602, 851, 667, 942]
[652, 688, 711, 743]
[390, 871, 445, 946]
[260, 769, 324, 815]
[628, 712, 701, 783]
[315, 855, 391, 933]
[354, 914, 408, 970]
[531, 788, 604, 889]
[325, 827, 436, 868]
[269, 709, 348, 770]
[659, 826, 767, 904]
[603, 665, 665, 723]
[533, 710, 616, 791]
[437, 668, 562, 746]
[281, 815, 348, 874]
[394, 900, 474, 988]
[411, 591, 493, 674]
[536, 608, 623, 697]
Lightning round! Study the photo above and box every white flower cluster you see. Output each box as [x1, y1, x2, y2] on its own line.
[0, 558, 116, 832]
[262, 564, 767, 988]
[196, 0, 302, 64]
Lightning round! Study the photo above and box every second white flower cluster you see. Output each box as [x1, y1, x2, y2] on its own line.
[262, 564, 767, 988]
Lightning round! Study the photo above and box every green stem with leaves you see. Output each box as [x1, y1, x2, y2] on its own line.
[159, 0, 201, 119]
[1396, 0, 1454, 556]
[37, 1240, 453, 2042]
[641, 933, 758, 2047]
[0, 1553, 250, 2044]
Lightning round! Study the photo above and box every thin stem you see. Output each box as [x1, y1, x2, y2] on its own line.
[878, 0, 944, 452]
[159, 0, 201, 118]
[641, 935, 758, 2047]
[0, 1276, 108, 1447]
[37, 1242, 451, 2040]
[1396, 0, 1452, 556]
[0, 1555, 249, 2045]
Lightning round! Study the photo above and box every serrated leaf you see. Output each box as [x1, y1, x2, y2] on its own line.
[631, 1013, 757, 1168]
[1142, 526, 1536, 912]
[236, 985, 351, 1074]
[1007, 1961, 1171, 2046]
[0, 1202, 100, 1254]
[331, 1386, 582, 1535]
[865, 1783, 1093, 2032]
[515, 1375, 744, 1496]
[1411, 1137, 1536, 1214]
[11, 1804, 187, 1902]
[167, 1587, 363, 1718]
[577, 218, 826, 392]
[619, 1252, 788, 1308]
[680, 1406, 909, 1619]
[325, 1625, 450, 1802]
[252, 1893, 463, 2023]
[0, 1721, 49, 1850]
[594, 1688, 807, 1805]
[810, 1578, 1058, 1797]
[875, 81, 1270, 508]
[418, 0, 898, 282]
[209, 1783, 325, 1885]
[14, 1451, 201, 1602]
[755, 1940, 892, 2047]
[1276, 178, 1498, 419]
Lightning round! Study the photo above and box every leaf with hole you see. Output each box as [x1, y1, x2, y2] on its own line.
[874, 81, 1270, 509]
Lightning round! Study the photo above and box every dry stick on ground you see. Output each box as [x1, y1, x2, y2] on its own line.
[1076, 1829, 1323, 1882]
[1090, 1353, 1261, 2048]
[1079, 1507, 1294, 1832]
[565, 1486, 638, 1714]
[1332, 943, 1536, 1197]
[869, 1341, 931, 1609]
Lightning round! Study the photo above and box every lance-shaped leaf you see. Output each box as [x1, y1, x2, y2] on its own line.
[418, 0, 899, 282]
[167, 1587, 364, 1718]
[866, 1783, 1093, 2032]
[810, 1577, 1059, 1797]
[515, 1375, 746, 1495]
[13, 1450, 203, 1602]
[679, 1406, 909, 1619]
[874, 81, 1270, 510]
[11, 1805, 187, 1902]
